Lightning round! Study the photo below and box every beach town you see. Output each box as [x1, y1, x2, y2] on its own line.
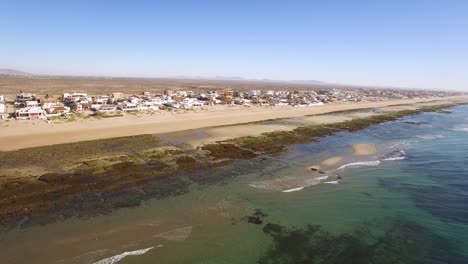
[0, 86, 460, 121]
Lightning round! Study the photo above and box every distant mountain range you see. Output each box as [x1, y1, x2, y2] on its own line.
[175, 75, 328, 85]
[0, 68, 329, 85]
[0, 69, 34, 76]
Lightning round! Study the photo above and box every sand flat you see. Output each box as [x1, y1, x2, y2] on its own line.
[352, 144, 377, 156]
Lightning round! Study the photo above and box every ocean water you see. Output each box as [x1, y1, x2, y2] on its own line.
[1, 105, 468, 263]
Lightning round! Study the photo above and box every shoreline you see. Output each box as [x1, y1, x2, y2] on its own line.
[0, 97, 465, 151]
[0, 99, 466, 231]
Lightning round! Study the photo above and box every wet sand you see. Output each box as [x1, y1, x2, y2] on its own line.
[352, 144, 377, 156]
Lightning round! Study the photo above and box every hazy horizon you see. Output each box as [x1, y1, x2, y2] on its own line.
[1, 1, 468, 90]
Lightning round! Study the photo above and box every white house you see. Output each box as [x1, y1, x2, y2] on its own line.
[0, 103, 7, 119]
[44, 106, 70, 116]
[138, 101, 158, 111]
[25, 100, 40, 107]
[93, 96, 110, 105]
[16, 93, 34, 102]
[15, 107, 47, 120]
[63, 92, 88, 103]
[118, 102, 138, 111]
[97, 104, 117, 113]
[180, 98, 204, 109]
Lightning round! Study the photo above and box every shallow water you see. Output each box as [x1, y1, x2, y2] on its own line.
[1, 105, 468, 263]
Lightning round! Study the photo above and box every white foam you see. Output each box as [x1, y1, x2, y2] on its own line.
[249, 174, 323, 191]
[383, 157, 405, 161]
[416, 135, 445, 140]
[454, 125, 468, 132]
[324, 181, 339, 184]
[315, 175, 329, 181]
[335, 160, 381, 170]
[282, 186, 304, 192]
[93, 246, 161, 264]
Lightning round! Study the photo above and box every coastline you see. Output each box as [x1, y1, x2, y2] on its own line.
[0, 98, 467, 231]
[0, 97, 465, 151]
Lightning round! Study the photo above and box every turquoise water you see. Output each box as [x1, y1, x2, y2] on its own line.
[1, 105, 468, 263]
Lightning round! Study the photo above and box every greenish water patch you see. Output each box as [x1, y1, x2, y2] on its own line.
[258, 218, 466, 264]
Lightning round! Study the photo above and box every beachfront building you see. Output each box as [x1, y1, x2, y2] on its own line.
[164, 99, 180, 108]
[44, 106, 71, 116]
[94, 95, 110, 104]
[39, 97, 61, 109]
[0, 95, 4, 102]
[138, 101, 159, 111]
[96, 104, 117, 113]
[149, 97, 165, 106]
[117, 102, 138, 111]
[180, 98, 204, 109]
[15, 107, 47, 120]
[0, 102, 7, 119]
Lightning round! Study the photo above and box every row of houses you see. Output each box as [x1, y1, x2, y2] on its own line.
[1, 89, 328, 120]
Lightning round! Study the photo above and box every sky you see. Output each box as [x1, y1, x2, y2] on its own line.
[1, 0, 468, 90]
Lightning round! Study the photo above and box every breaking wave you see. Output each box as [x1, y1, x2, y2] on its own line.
[453, 125, 468, 132]
[282, 187, 305, 193]
[416, 135, 445, 140]
[249, 174, 328, 192]
[324, 181, 339, 184]
[383, 150, 406, 161]
[335, 160, 381, 170]
[93, 246, 160, 264]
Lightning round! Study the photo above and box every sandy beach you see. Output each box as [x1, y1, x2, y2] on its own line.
[0, 97, 465, 151]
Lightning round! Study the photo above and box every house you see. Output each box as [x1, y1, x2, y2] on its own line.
[164, 90, 175, 96]
[25, 100, 40, 107]
[164, 100, 180, 108]
[78, 102, 92, 111]
[111, 92, 125, 100]
[0, 95, 4, 102]
[15, 107, 46, 120]
[44, 106, 71, 116]
[94, 95, 110, 104]
[224, 90, 234, 100]
[39, 97, 59, 108]
[117, 102, 138, 111]
[138, 101, 158, 111]
[0, 102, 7, 119]
[176, 90, 188, 97]
[180, 98, 204, 109]
[63, 92, 88, 99]
[16, 93, 35, 103]
[97, 104, 117, 113]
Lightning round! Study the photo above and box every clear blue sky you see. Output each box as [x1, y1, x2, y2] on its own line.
[1, 0, 467, 90]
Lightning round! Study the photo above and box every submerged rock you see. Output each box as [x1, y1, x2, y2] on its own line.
[242, 209, 268, 225]
[258, 218, 466, 263]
